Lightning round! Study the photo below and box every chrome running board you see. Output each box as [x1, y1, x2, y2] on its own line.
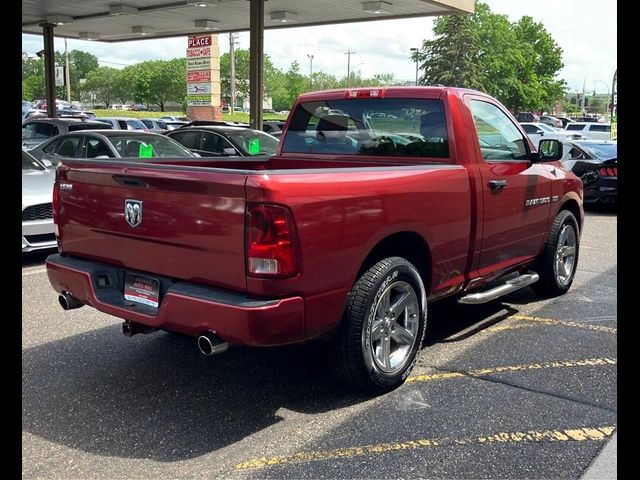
[458, 272, 539, 305]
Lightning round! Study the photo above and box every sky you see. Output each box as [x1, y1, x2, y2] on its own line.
[21, 0, 617, 94]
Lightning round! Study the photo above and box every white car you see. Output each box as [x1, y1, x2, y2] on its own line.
[565, 122, 612, 141]
[22, 150, 56, 253]
[519, 122, 583, 147]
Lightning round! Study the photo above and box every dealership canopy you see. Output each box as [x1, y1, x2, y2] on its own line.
[22, 0, 475, 126]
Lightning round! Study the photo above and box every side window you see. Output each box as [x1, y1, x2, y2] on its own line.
[35, 122, 59, 139]
[85, 138, 114, 158]
[200, 132, 226, 154]
[469, 100, 528, 161]
[170, 131, 201, 150]
[54, 136, 81, 157]
[22, 123, 38, 139]
[521, 124, 538, 134]
[141, 120, 154, 129]
[42, 139, 59, 154]
[589, 125, 610, 132]
[117, 120, 128, 129]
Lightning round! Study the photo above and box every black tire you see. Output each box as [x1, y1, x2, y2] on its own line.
[329, 257, 427, 393]
[532, 210, 580, 297]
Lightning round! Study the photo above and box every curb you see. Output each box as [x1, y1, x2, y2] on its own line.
[581, 432, 617, 480]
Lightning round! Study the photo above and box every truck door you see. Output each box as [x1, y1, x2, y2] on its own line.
[466, 97, 553, 276]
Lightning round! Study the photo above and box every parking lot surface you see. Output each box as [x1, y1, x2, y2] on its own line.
[22, 209, 616, 479]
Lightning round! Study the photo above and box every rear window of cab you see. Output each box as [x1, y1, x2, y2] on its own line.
[281, 98, 449, 159]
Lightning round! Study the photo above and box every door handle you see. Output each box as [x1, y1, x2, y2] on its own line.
[489, 179, 507, 191]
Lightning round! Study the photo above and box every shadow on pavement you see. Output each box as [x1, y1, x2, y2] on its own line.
[23, 294, 521, 462]
[22, 250, 54, 268]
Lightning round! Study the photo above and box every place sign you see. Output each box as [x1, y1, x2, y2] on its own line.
[188, 35, 212, 49]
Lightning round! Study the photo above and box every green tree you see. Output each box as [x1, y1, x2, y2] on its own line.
[414, 2, 565, 112]
[310, 71, 339, 91]
[416, 11, 484, 89]
[220, 49, 252, 101]
[69, 50, 99, 100]
[83, 66, 121, 107]
[120, 59, 186, 111]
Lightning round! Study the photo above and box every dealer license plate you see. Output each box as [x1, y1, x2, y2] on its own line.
[124, 273, 160, 308]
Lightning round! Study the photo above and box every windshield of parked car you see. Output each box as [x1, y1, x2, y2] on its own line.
[537, 123, 557, 133]
[126, 119, 147, 130]
[579, 142, 617, 159]
[227, 129, 280, 156]
[22, 151, 45, 171]
[282, 98, 449, 159]
[109, 135, 195, 158]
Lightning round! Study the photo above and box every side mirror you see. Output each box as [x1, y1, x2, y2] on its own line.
[222, 147, 238, 156]
[535, 139, 562, 162]
[536, 130, 544, 136]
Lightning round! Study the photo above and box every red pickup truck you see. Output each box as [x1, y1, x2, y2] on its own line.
[46, 87, 583, 393]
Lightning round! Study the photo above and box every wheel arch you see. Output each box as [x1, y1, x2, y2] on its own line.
[558, 198, 583, 232]
[355, 231, 432, 295]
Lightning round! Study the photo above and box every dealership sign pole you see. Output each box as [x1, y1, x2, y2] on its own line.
[186, 34, 222, 121]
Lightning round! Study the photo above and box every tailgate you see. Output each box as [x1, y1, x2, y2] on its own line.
[56, 160, 248, 292]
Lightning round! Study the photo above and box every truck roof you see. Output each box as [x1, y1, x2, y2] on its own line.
[296, 86, 485, 102]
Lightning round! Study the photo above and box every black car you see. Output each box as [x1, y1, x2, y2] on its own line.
[27, 130, 195, 165]
[167, 125, 279, 157]
[263, 120, 286, 135]
[22, 117, 113, 149]
[515, 112, 540, 122]
[561, 140, 617, 205]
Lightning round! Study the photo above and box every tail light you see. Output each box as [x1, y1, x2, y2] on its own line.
[52, 181, 59, 226]
[246, 204, 299, 277]
[599, 167, 617, 177]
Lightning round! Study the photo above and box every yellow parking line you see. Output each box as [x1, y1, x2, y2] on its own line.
[510, 314, 617, 334]
[235, 426, 615, 470]
[407, 357, 616, 383]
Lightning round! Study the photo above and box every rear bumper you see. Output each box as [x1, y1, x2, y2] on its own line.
[584, 178, 617, 204]
[46, 254, 305, 346]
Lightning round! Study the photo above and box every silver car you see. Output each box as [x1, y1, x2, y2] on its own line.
[22, 150, 56, 253]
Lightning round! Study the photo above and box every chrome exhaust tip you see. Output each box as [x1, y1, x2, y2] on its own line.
[197, 332, 229, 356]
[58, 292, 82, 310]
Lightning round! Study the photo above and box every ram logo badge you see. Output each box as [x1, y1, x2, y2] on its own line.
[125, 199, 143, 227]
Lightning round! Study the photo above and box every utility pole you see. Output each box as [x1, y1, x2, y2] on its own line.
[64, 38, 71, 103]
[345, 50, 356, 88]
[306, 54, 314, 90]
[610, 69, 617, 119]
[229, 32, 238, 112]
[410, 47, 420, 85]
[581, 77, 586, 114]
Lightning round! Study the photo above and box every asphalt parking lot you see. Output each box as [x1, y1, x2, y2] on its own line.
[22, 208, 617, 479]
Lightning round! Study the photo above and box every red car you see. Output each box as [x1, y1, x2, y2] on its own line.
[46, 86, 583, 393]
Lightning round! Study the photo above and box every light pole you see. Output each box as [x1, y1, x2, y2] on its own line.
[610, 69, 617, 119]
[307, 54, 314, 90]
[592, 79, 610, 119]
[345, 50, 356, 88]
[410, 47, 419, 85]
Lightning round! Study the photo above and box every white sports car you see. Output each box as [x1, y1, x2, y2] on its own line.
[22, 150, 56, 253]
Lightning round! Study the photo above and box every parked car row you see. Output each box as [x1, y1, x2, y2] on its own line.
[560, 140, 617, 205]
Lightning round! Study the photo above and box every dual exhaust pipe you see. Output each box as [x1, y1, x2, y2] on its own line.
[58, 292, 83, 310]
[197, 331, 229, 356]
[59, 292, 228, 355]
